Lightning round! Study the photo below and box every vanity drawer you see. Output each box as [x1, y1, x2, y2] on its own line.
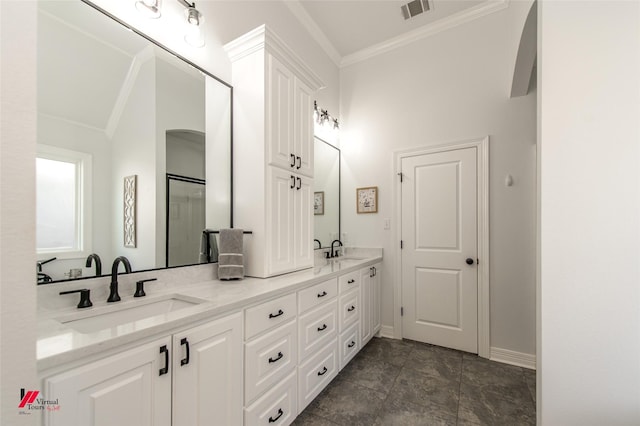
[298, 278, 338, 313]
[298, 300, 337, 360]
[338, 288, 359, 332]
[298, 339, 338, 413]
[245, 319, 297, 404]
[245, 371, 297, 426]
[246, 293, 297, 340]
[338, 271, 360, 294]
[339, 322, 360, 371]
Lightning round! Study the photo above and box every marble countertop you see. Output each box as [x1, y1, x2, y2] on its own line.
[37, 249, 382, 371]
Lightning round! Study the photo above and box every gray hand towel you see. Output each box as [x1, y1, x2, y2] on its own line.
[218, 228, 244, 280]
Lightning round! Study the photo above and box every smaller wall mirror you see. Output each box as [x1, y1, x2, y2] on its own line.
[313, 137, 340, 248]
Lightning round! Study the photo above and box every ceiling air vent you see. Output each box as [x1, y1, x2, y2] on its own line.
[401, 0, 430, 20]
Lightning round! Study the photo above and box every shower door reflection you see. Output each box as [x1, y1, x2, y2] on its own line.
[166, 175, 206, 267]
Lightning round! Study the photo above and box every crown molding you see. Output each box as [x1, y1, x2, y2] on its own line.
[340, 0, 510, 68]
[224, 24, 325, 91]
[283, 1, 342, 67]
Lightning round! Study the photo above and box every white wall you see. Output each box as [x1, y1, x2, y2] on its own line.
[340, 4, 537, 356]
[538, 1, 640, 423]
[111, 59, 157, 271]
[0, 1, 37, 424]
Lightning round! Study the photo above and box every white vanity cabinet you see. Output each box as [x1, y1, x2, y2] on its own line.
[244, 294, 299, 426]
[172, 313, 244, 426]
[225, 25, 324, 278]
[43, 337, 172, 426]
[296, 278, 339, 413]
[360, 264, 382, 347]
[267, 55, 314, 178]
[267, 167, 313, 276]
[338, 271, 361, 370]
[42, 313, 243, 426]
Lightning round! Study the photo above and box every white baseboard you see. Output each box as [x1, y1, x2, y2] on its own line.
[490, 347, 536, 370]
[378, 325, 395, 339]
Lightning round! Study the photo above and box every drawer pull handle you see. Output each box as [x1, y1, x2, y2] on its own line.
[268, 352, 284, 363]
[348, 341, 356, 348]
[317, 291, 327, 298]
[159, 345, 169, 376]
[180, 337, 190, 366]
[269, 408, 284, 423]
[317, 323, 327, 332]
[317, 366, 328, 376]
[269, 309, 284, 319]
[347, 305, 356, 312]
[348, 279, 355, 284]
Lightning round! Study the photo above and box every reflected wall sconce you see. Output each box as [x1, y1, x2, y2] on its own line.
[135, 0, 162, 18]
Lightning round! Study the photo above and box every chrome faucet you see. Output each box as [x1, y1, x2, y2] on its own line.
[85, 253, 102, 276]
[330, 239, 343, 258]
[107, 256, 132, 302]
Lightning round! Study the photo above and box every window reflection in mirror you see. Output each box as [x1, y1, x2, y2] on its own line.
[313, 137, 340, 248]
[36, 1, 231, 283]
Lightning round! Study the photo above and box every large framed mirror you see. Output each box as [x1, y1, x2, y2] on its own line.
[36, 0, 232, 283]
[313, 137, 340, 248]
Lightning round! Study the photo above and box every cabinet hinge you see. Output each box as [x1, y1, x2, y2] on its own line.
[400, 240, 404, 249]
[401, 307, 404, 316]
[397, 172, 404, 183]
[477, 258, 480, 265]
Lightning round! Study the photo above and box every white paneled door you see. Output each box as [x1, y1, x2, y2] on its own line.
[401, 147, 478, 353]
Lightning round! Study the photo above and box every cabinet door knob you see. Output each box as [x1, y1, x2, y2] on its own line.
[268, 408, 284, 423]
[268, 351, 284, 363]
[269, 309, 284, 319]
[159, 345, 169, 376]
[180, 337, 190, 366]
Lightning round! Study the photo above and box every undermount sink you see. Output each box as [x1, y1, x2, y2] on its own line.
[55, 294, 207, 334]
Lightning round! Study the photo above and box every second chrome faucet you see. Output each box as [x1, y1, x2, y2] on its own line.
[107, 256, 132, 302]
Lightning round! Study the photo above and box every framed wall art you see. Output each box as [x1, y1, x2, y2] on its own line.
[123, 175, 137, 248]
[356, 186, 378, 214]
[314, 191, 324, 215]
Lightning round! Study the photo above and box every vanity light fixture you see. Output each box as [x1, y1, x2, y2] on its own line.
[314, 100, 340, 129]
[135, 0, 162, 19]
[178, 0, 205, 48]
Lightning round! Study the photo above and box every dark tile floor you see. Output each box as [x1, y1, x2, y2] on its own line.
[292, 337, 536, 426]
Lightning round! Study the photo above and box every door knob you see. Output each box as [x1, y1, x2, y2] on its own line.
[465, 258, 474, 265]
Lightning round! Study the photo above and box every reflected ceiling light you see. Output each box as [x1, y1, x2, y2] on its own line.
[178, 0, 205, 48]
[135, 0, 162, 19]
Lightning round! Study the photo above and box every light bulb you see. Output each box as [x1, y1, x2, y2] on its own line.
[135, 0, 161, 18]
[184, 7, 205, 48]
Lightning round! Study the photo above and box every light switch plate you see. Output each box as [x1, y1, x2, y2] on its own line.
[384, 218, 391, 230]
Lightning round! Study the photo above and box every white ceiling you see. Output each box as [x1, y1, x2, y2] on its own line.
[296, 0, 485, 57]
[284, 0, 508, 66]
